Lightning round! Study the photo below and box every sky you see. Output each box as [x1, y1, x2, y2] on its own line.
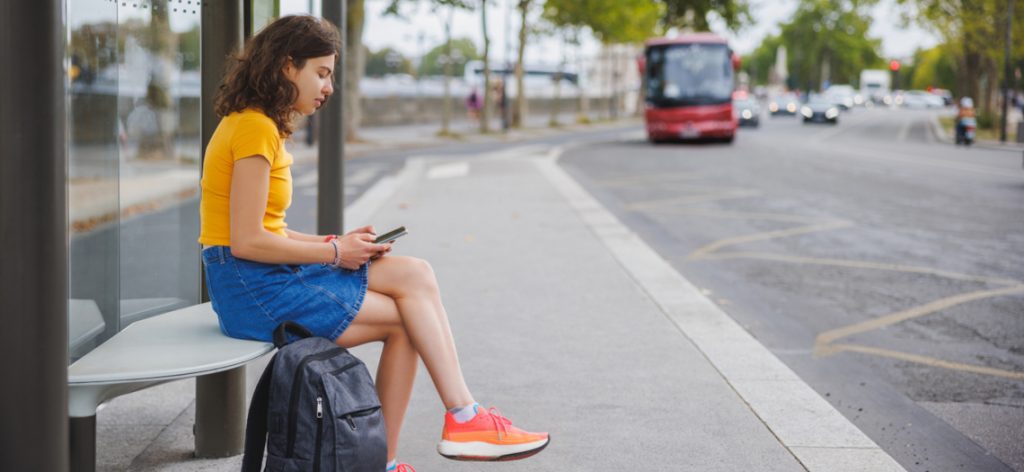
[279, 0, 940, 68]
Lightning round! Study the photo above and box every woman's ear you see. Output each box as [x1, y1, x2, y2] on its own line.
[282, 56, 297, 79]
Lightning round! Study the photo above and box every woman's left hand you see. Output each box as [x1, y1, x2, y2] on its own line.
[370, 242, 392, 260]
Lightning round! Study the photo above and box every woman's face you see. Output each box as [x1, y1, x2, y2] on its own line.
[284, 54, 335, 115]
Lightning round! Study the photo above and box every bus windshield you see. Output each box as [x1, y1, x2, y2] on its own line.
[646, 43, 734, 107]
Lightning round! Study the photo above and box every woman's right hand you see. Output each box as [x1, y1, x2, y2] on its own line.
[334, 232, 387, 270]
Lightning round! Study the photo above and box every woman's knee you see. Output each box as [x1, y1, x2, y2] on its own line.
[396, 256, 439, 295]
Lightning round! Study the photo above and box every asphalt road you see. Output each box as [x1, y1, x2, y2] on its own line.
[557, 108, 1024, 472]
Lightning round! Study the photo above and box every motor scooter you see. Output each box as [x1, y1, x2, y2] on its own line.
[955, 116, 976, 146]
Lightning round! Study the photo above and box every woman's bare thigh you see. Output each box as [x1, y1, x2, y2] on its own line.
[334, 290, 400, 348]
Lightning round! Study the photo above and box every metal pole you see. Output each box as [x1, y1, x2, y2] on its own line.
[195, 0, 248, 458]
[1001, 0, 1014, 142]
[319, 0, 347, 235]
[0, 0, 69, 471]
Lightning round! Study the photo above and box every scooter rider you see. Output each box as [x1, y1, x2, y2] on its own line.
[955, 96, 976, 144]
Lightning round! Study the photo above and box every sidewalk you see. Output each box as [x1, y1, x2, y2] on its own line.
[93, 145, 907, 471]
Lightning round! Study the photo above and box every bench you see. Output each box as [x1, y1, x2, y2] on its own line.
[68, 302, 274, 472]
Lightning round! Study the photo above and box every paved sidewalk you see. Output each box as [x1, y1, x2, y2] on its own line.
[94, 145, 906, 471]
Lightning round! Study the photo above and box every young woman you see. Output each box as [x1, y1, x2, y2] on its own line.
[198, 15, 548, 472]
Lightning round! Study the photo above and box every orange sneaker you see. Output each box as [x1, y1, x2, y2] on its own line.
[437, 406, 550, 461]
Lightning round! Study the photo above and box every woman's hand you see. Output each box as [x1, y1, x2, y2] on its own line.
[334, 232, 389, 270]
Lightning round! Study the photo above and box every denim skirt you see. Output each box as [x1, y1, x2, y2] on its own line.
[201, 246, 369, 342]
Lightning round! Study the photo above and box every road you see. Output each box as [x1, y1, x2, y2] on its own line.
[557, 108, 1024, 472]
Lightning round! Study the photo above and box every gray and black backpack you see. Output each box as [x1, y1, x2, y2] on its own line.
[242, 321, 387, 472]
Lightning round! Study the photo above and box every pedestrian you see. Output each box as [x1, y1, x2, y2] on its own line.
[465, 87, 480, 121]
[199, 15, 549, 472]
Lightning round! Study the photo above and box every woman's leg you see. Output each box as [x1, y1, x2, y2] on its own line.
[335, 291, 418, 462]
[362, 256, 474, 409]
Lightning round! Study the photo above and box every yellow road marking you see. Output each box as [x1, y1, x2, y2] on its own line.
[689, 222, 853, 259]
[828, 343, 1024, 381]
[607, 170, 1024, 380]
[814, 285, 1024, 352]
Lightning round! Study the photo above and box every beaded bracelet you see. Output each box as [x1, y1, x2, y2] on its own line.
[329, 239, 341, 267]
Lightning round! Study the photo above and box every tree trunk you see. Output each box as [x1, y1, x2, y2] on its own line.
[441, 8, 453, 135]
[513, 0, 530, 128]
[480, 0, 492, 133]
[344, 0, 364, 142]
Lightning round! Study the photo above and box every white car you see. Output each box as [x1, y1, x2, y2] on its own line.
[900, 90, 944, 109]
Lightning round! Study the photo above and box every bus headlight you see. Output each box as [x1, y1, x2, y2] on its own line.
[801, 106, 813, 118]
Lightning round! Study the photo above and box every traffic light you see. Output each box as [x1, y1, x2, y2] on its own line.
[889, 60, 901, 72]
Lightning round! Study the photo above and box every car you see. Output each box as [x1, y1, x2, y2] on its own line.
[801, 96, 840, 124]
[733, 97, 761, 127]
[900, 90, 944, 108]
[769, 93, 800, 116]
[824, 84, 856, 110]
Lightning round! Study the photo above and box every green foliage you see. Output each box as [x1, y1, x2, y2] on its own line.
[661, 0, 752, 32]
[543, 0, 661, 43]
[365, 47, 414, 76]
[909, 45, 957, 92]
[744, 0, 883, 90]
[741, 34, 783, 84]
[418, 38, 480, 76]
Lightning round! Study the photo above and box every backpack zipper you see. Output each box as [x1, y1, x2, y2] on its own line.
[343, 406, 381, 431]
[313, 395, 324, 472]
[285, 347, 347, 457]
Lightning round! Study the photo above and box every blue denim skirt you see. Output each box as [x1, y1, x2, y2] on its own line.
[201, 246, 369, 342]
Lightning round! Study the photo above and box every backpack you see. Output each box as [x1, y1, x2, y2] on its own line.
[242, 321, 387, 472]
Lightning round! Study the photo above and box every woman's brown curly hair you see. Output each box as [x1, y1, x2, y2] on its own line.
[215, 15, 341, 137]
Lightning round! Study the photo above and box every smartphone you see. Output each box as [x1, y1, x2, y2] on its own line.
[374, 226, 407, 244]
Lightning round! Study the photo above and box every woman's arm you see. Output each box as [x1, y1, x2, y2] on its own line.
[229, 156, 386, 268]
[284, 228, 327, 242]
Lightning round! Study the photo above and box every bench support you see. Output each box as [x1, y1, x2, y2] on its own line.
[194, 366, 248, 457]
[69, 415, 96, 472]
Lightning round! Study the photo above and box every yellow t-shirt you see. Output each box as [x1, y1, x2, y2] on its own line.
[198, 109, 294, 246]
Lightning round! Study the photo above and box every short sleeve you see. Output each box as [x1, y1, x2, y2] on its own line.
[230, 114, 280, 166]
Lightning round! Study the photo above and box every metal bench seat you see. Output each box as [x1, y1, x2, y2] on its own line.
[68, 302, 274, 471]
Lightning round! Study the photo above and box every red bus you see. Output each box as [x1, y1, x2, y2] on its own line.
[641, 34, 740, 143]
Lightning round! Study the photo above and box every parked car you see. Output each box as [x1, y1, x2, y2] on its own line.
[801, 95, 840, 124]
[733, 96, 761, 127]
[769, 93, 800, 116]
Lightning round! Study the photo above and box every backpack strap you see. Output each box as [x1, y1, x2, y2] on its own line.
[273, 321, 315, 348]
[241, 354, 276, 472]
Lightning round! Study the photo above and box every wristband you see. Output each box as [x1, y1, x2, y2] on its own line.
[323, 234, 338, 243]
[329, 239, 341, 267]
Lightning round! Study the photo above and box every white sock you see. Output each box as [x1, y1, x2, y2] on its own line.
[449, 403, 480, 423]
[386, 459, 397, 471]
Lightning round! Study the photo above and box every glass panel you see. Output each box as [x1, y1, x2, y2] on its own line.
[67, 0, 202, 363]
[117, 0, 201, 325]
[68, 0, 121, 361]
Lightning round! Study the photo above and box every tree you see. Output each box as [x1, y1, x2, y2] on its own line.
[543, 0, 660, 119]
[385, 0, 473, 135]
[512, 0, 534, 128]
[897, 0, 1023, 116]
[661, 0, 752, 32]
[908, 45, 957, 92]
[418, 38, 479, 76]
[778, 0, 883, 91]
[365, 47, 414, 77]
[479, 0, 493, 133]
[345, 0, 366, 141]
